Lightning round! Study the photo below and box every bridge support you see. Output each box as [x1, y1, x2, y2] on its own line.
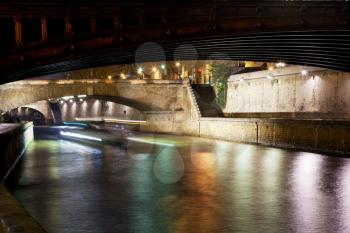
[65, 17, 73, 39]
[91, 16, 97, 33]
[114, 15, 122, 30]
[41, 16, 48, 42]
[14, 16, 23, 47]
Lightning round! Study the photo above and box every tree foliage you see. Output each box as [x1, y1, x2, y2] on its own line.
[210, 61, 232, 108]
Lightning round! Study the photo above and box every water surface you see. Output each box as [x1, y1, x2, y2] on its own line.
[11, 134, 350, 233]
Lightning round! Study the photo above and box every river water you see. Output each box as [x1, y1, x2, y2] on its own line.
[10, 133, 350, 233]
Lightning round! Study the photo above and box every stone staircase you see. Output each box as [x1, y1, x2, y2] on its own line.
[186, 83, 202, 118]
[190, 84, 224, 117]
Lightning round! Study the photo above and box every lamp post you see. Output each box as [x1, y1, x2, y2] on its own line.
[137, 67, 144, 79]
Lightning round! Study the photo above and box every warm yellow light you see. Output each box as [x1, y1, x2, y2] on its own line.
[176, 62, 180, 67]
[108, 75, 112, 80]
[268, 66, 274, 71]
[120, 73, 126, 79]
[152, 67, 157, 72]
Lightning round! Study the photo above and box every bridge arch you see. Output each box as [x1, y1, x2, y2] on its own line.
[6, 106, 47, 125]
[0, 79, 184, 113]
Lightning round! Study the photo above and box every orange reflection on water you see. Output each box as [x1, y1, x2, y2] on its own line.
[173, 147, 220, 233]
[191, 151, 216, 170]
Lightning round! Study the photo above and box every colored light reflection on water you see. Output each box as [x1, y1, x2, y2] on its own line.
[10, 134, 350, 233]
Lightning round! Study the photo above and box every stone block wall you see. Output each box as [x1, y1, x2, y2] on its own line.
[199, 118, 257, 143]
[140, 83, 201, 136]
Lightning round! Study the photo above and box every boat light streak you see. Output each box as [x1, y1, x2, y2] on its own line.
[128, 137, 174, 147]
[63, 122, 88, 127]
[60, 131, 102, 142]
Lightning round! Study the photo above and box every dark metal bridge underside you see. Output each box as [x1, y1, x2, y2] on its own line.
[0, 1, 349, 83]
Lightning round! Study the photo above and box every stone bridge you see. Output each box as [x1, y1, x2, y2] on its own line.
[0, 79, 185, 113]
[0, 0, 349, 83]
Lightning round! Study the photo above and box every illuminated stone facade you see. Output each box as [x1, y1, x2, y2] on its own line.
[225, 66, 350, 119]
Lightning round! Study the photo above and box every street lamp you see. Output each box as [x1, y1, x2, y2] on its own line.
[137, 67, 144, 79]
[137, 67, 143, 74]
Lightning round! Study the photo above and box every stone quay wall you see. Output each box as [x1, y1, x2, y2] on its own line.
[199, 118, 350, 155]
[0, 122, 46, 233]
[0, 184, 47, 233]
[142, 114, 350, 155]
[0, 122, 33, 181]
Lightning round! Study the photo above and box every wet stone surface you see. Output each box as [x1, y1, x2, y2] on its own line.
[9, 134, 350, 233]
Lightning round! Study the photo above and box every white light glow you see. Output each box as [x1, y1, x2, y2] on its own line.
[78, 95, 87, 98]
[276, 62, 286, 68]
[137, 67, 143, 74]
[161, 64, 166, 69]
[267, 75, 273, 79]
[62, 96, 74, 100]
[239, 78, 244, 82]
[301, 70, 308, 76]
[104, 118, 147, 125]
[75, 117, 103, 121]
[60, 131, 102, 142]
